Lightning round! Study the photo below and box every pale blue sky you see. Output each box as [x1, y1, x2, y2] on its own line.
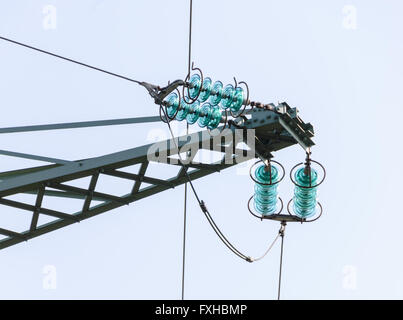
[0, 0, 402, 299]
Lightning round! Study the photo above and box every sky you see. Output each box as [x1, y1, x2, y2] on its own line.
[0, 0, 402, 299]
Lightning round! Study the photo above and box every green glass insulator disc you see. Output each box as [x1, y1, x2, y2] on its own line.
[165, 92, 180, 118]
[186, 101, 201, 124]
[295, 167, 318, 186]
[176, 98, 190, 121]
[198, 103, 213, 128]
[208, 81, 223, 106]
[198, 77, 212, 102]
[189, 74, 202, 99]
[230, 87, 244, 112]
[293, 167, 318, 218]
[220, 84, 235, 109]
[255, 164, 279, 184]
[207, 106, 223, 130]
[253, 164, 279, 215]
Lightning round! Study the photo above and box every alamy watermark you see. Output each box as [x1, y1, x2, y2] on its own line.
[342, 265, 357, 290]
[42, 5, 57, 30]
[342, 5, 357, 30]
[146, 128, 256, 167]
[42, 264, 57, 290]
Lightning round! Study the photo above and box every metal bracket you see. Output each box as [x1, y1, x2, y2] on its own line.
[139, 79, 185, 105]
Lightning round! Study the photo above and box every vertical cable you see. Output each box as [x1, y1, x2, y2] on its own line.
[181, 0, 193, 301]
[187, 0, 193, 75]
[181, 182, 188, 300]
[277, 222, 286, 300]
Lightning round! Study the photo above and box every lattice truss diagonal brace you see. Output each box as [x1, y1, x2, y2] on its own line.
[0, 103, 314, 250]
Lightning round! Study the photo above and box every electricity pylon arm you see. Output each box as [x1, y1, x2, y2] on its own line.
[0, 104, 314, 250]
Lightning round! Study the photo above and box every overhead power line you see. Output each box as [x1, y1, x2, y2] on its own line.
[182, 0, 194, 301]
[0, 35, 141, 84]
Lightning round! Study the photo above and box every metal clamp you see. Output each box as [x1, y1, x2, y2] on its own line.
[140, 79, 185, 105]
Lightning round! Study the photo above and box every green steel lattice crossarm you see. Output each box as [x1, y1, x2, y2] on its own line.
[0, 105, 314, 250]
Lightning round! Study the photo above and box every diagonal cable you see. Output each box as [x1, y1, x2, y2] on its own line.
[0, 35, 141, 84]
